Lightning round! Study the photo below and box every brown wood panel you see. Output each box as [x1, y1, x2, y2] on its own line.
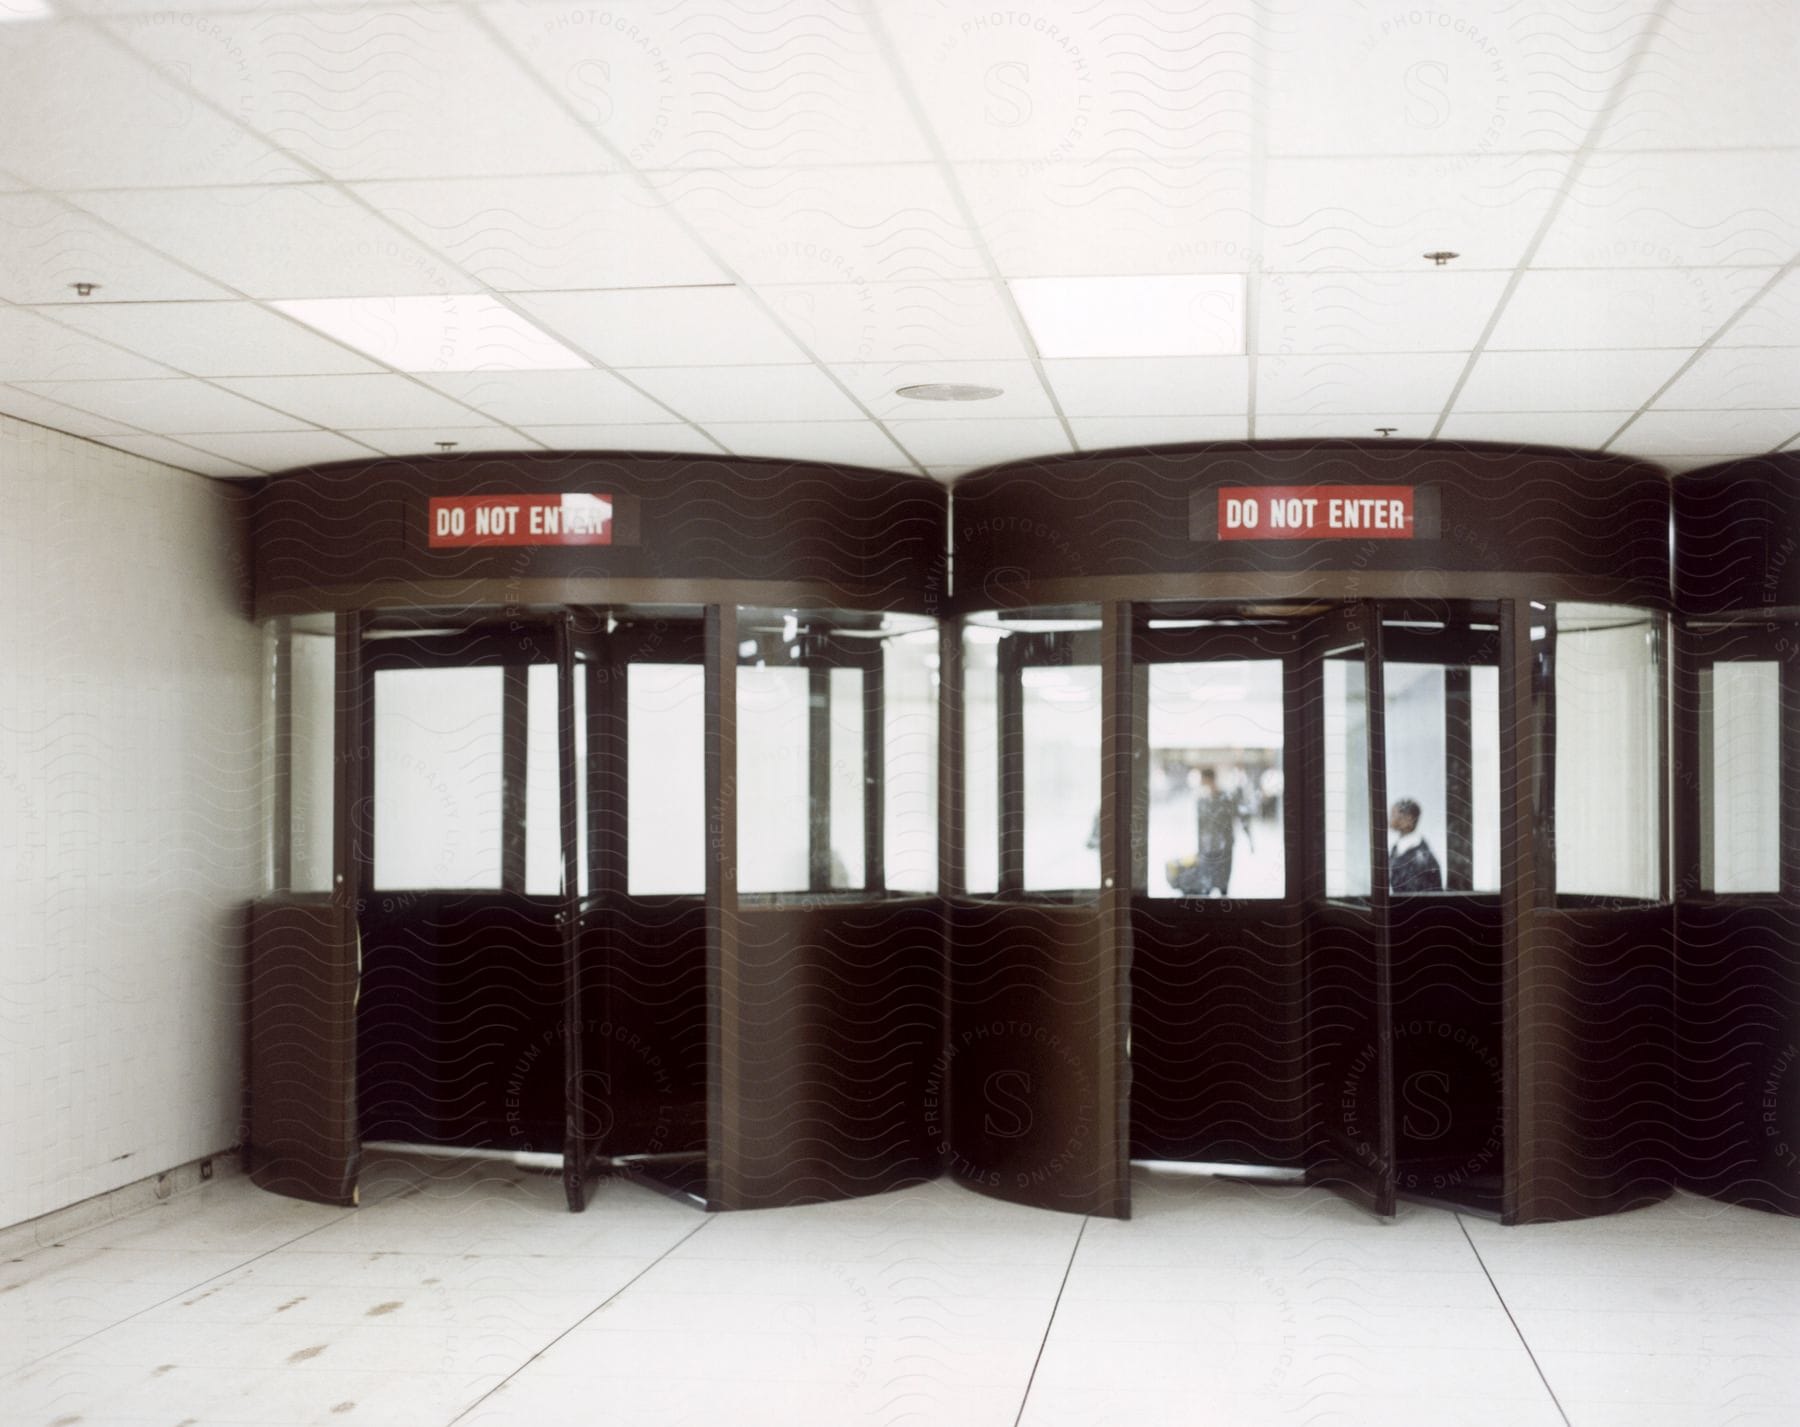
[1389, 896, 1506, 1211]
[715, 901, 945, 1209]
[245, 899, 359, 1206]
[1513, 905, 1675, 1222]
[1129, 900, 1308, 1166]
[356, 893, 565, 1153]
[250, 452, 946, 617]
[1676, 901, 1800, 1214]
[952, 439, 1670, 611]
[1674, 454, 1800, 616]
[945, 899, 1125, 1215]
[579, 896, 710, 1171]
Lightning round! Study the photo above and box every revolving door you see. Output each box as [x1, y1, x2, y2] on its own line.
[950, 600, 1516, 1217]
[243, 452, 947, 1214]
[944, 440, 1676, 1224]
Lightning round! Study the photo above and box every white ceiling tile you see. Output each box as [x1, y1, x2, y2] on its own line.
[881, 0, 1254, 164]
[831, 361, 1052, 422]
[1436, 411, 1635, 447]
[1261, 1, 1656, 156]
[212, 374, 484, 429]
[109, 5, 609, 182]
[758, 280, 1027, 363]
[96, 433, 257, 479]
[1717, 270, 1800, 348]
[1255, 415, 1438, 440]
[484, 0, 931, 169]
[0, 382, 144, 437]
[621, 365, 860, 423]
[1258, 155, 1574, 272]
[925, 466, 979, 483]
[1654, 348, 1800, 413]
[1453, 349, 1689, 412]
[888, 417, 1072, 467]
[0, 195, 228, 304]
[516, 423, 726, 455]
[1072, 415, 1248, 449]
[45, 301, 381, 377]
[1534, 151, 1800, 269]
[648, 166, 983, 284]
[14, 377, 313, 433]
[958, 160, 1256, 278]
[68, 186, 479, 300]
[1255, 355, 1461, 417]
[1601, 0, 1800, 150]
[1488, 268, 1777, 350]
[347, 427, 546, 457]
[358, 175, 727, 292]
[421, 370, 670, 426]
[1259, 271, 1508, 354]
[0, 18, 302, 188]
[704, 420, 909, 468]
[171, 429, 381, 474]
[271, 295, 588, 372]
[511, 287, 805, 366]
[1609, 409, 1800, 457]
[0, 306, 170, 381]
[1013, 274, 1245, 358]
[1042, 358, 1248, 417]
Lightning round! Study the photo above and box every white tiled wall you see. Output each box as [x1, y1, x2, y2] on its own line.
[0, 412, 259, 1230]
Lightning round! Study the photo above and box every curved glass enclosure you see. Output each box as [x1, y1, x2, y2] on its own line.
[945, 441, 1676, 1225]
[1673, 454, 1800, 1217]
[244, 453, 946, 1214]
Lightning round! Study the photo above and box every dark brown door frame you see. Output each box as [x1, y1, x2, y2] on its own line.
[1098, 601, 1134, 1219]
[1310, 599, 1396, 1217]
[1498, 596, 1537, 1225]
[705, 604, 741, 1209]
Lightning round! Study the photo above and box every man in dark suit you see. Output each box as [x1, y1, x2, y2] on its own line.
[1193, 767, 1250, 895]
[1388, 798, 1443, 893]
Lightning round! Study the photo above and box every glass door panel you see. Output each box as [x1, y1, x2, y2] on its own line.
[1309, 602, 1395, 1217]
[1143, 658, 1287, 900]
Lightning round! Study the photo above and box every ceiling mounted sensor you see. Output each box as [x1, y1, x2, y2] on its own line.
[1010, 274, 1246, 358]
[1423, 251, 1460, 266]
[70, 282, 99, 297]
[896, 382, 1003, 403]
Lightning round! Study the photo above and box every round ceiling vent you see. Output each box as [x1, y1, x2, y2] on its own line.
[895, 382, 1003, 402]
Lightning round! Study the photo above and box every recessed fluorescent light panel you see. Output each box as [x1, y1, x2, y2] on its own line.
[1010, 274, 1246, 358]
[272, 295, 589, 373]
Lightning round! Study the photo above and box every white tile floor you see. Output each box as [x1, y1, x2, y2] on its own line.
[4, 1156, 1797, 1427]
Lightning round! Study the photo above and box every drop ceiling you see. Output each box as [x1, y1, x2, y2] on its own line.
[0, 0, 1793, 481]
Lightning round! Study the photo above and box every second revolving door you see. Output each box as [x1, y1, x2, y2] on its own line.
[953, 599, 1516, 1220]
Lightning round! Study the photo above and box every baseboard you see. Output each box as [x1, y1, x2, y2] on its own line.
[0, 1149, 242, 1258]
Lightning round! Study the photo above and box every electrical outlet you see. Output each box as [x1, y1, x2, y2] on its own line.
[200, 1159, 214, 1182]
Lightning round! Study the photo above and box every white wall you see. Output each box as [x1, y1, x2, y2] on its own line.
[0, 415, 259, 1229]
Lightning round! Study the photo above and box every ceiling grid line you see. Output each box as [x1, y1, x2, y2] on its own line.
[1598, 254, 1800, 454]
[1426, 0, 1675, 442]
[854, 0, 1079, 457]
[50, 13, 717, 460]
[459, 2, 930, 476]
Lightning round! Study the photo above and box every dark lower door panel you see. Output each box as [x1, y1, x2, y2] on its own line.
[245, 898, 359, 1206]
[946, 899, 1127, 1217]
[357, 892, 564, 1154]
[1130, 900, 1307, 1167]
